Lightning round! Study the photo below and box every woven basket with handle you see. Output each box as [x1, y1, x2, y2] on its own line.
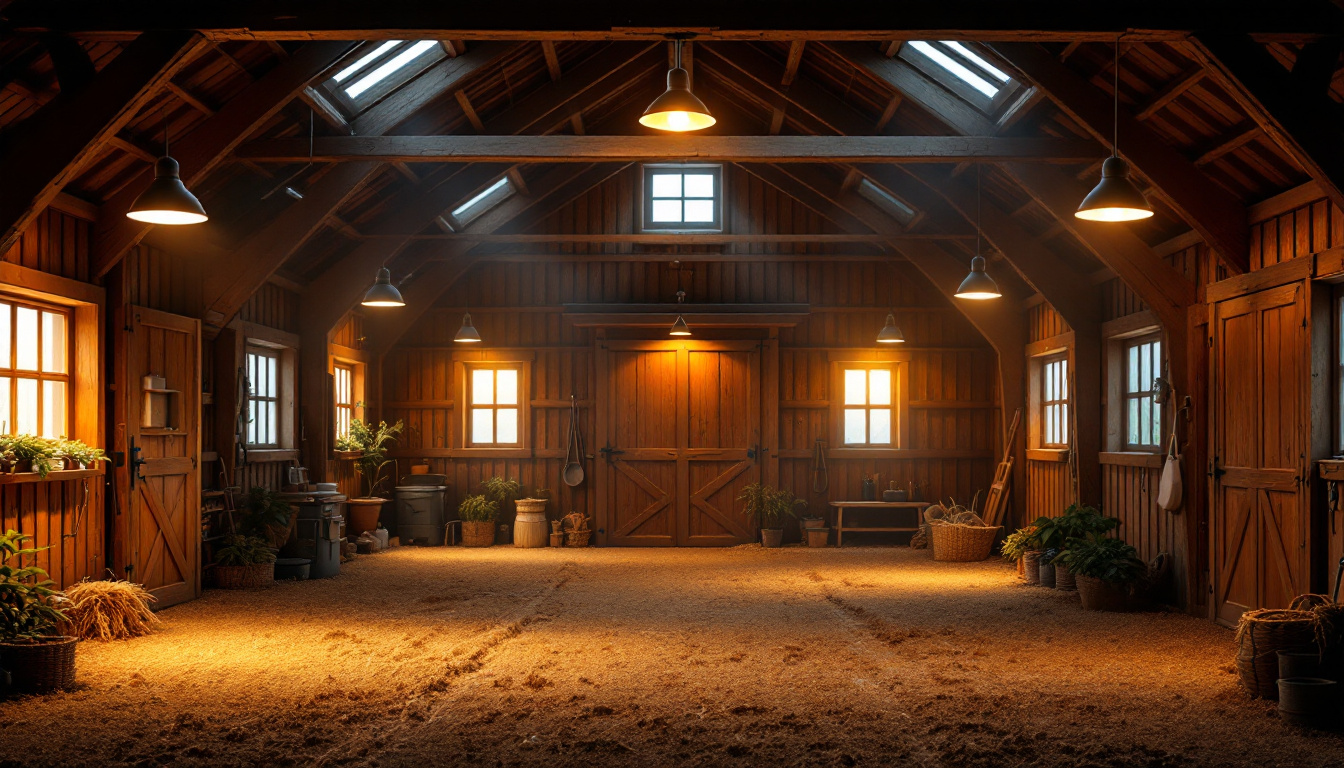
[1236, 602, 1320, 700]
[0, 636, 77, 693]
[929, 523, 1002, 562]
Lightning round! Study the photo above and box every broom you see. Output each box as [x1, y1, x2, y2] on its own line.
[61, 578, 161, 641]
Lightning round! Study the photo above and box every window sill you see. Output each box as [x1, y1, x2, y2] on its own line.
[0, 468, 103, 484]
[1026, 448, 1069, 463]
[1320, 460, 1344, 481]
[1100, 451, 1164, 469]
[244, 449, 300, 463]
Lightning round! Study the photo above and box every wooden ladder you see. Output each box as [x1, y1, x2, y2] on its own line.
[982, 407, 1021, 528]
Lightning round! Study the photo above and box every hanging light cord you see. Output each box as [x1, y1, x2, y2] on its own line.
[1112, 35, 1120, 158]
[674, 39, 682, 70]
[976, 164, 982, 259]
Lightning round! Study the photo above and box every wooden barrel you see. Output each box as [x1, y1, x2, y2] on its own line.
[514, 511, 549, 548]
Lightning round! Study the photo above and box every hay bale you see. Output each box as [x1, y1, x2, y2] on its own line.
[61, 579, 161, 641]
[948, 511, 986, 527]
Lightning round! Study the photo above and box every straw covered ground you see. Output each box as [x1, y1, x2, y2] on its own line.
[2, 545, 1341, 767]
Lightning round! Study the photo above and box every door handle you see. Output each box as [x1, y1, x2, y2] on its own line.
[128, 437, 146, 489]
[599, 445, 624, 463]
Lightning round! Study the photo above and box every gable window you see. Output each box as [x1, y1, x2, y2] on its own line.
[857, 178, 919, 228]
[1040, 354, 1069, 448]
[0, 298, 69, 438]
[833, 364, 899, 447]
[247, 347, 280, 448]
[467, 365, 522, 447]
[900, 41, 1022, 115]
[334, 362, 355, 441]
[323, 40, 448, 114]
[643, 164, 722, 232]
[451, 177, 514, 228]
[1123, 334, 1162, 451]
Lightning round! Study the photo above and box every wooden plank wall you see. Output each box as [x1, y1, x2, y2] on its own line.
[330, 312, 364, 499]
[381, 166, 999, 536]
[1025, 303, 1073, 521]
[1250, 196, 1342, 270]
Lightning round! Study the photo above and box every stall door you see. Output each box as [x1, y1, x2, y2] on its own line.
[1211, 282, 1308, 625]
[117, 306, 201, 608]
[598, 341, 762, 546]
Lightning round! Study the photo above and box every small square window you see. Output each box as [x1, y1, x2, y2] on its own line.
[466, 365, 524, 447]
[839, 365, 899, 447]
[1040, 355, 1069, 448]
[247, 347, 281, 448]
[643, 164, 722, 232]
[1123, 335, 1162, 450]
[0, 298, 70, 438]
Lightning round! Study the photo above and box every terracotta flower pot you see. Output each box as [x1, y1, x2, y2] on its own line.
[345, 498, 385, 536]
[761, 528, 784, 548]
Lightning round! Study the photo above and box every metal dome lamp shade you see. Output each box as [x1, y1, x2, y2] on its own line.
[669, 290, 692, 336]
[127, 114, 207, 224]
[876, 312, 904, 343]
[1076, 38, 1153, 223]
[360, 267, 405, 307]
[955, 166, 1002, 300]
[454, 311, 481, 343]
[640, 40, 715, 132]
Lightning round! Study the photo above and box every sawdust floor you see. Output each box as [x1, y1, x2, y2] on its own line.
[2, 545, 1341, 768]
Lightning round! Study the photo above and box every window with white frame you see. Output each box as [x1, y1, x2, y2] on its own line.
[643, 164, 722, 232]
[841, 366, 895, 447]
[467, 365, 522, 447]
[899, 41, 1023, 115]
[334, 362, 355, 442]
[0, 298, 69, 438]
[1123, 334, 1162, 451]
[247, 347, 280, 447]
[1041, 354, 1069, 448]
[323, 40, 448, 114]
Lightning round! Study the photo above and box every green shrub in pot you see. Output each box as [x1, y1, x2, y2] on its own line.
[457, 494, 498, 523]
[1053, 534, 1145, 583]
[0, 435, 59, 478]
[342, 419, 404, 499]
[0, 530, 68, 641]
[213, 535, 277, 567]
[1000, 526, 1037, 562]
[55, 439, 109, 470]
[481, 477, 521, 506]
[241, 486, 295, 548]
[1030, 504, 1118, 552]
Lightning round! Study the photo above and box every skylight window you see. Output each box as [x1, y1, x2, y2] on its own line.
[322, 40, 448, 114]
[899, 41, 1021, 114]
[857, 179, 918, 228]
[451, 177, 514, 227]
[333, 41, 401, 83]
[344, 40, 439, 99]
[642, 164, 722, 232]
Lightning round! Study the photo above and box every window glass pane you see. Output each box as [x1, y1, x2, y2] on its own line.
[472, 369, 494, 404]
[15, 307, 37, 371]
[0, 303, 10, 368]
[471, 408, 494, 443]
[844, 369, 866, 405]
[942, 41, 1012, 83]
[651, 199, 682, 222]
[1127, 398, 1139, 445]
[266, 402, 277, 444]
[345, 39, 438, 99]
[1059, 403, 1069, 443]
[909, 40, 999, 98]
[41, 312, 66, 374]
[497, 408, 518, 444]
[1127, 345, 1139, 393]
[684, 174, 714, 197]
[870, 409, 891, 444]
[41, 380, 65, 438]
[683, 199, 715, 222]
[0, 376, 9, 433]
[247, 401, 257, 444]
[868, 369, 891, 405]
[844, 408, 866, 444]
[1058, 360, 1068, 399]
[333, 40, 401, 82]
[1139, 344, 1151, 393]
[650, 174, 681, 198]
[1045, 405, 1057, 445]
[496, 369, 518, 405]
[15, 378, 36, 435]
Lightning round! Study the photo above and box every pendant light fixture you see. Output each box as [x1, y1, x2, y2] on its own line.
[955, 165, 1002, 301]
[876, 263, 905, 344]
[127, 106, 208, 225]
[454, 309, 481, 343]
[360, 266, 405, 307]
[1075, 37, 1153, 223]
[640, 39, 715, 132]
[669, 290, 692, 336]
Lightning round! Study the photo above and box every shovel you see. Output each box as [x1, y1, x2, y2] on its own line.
[563, 395, 585, 487]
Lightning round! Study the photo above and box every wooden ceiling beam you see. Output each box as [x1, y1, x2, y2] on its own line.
[235, 134, 1102, 163]
[1133, 66, 1205, 120]
[92, 40, 358, 278]
[348, 233, 933, 244]
[9, 2, 1339, 42]
[1187, 32, 1344, 218]
[781, 41, 805, 86]
[991, 42, 1249, 274]
[0, 31, 205, 255]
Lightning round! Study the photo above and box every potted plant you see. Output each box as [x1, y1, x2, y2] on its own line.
[458, 494, 498, 547]
[241, 486, 295, 549]
[0, 529, 76, 694]
[1000, 526, 1036, 579]
[481, 476, 520, 543]
[212, 535, 277, 589]
[0, 435, 60, 478]
[1052, 533, 1146, 611]
[342, 419, 404, 535]
[739, 483, 800, 548]
[1046, 504, 1119, 591]
[55, 439, 109, 471]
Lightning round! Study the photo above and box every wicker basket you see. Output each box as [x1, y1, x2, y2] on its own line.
[1076, 574, 1131, 612]
[213, 562, 274, 589]
[461, 520, 496, 547]
[0, 636, 77, 693]
[1236, 608, 1317, 699]
[929, 523, 1002, 562]
[565, 529, 592, 547]
[1055, 566, 1077, 591]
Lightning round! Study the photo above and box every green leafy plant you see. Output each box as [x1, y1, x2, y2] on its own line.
[1052, 533, 1146, 583]
[738, 483, 803, 529]
[1029, 504, 1118, 552]
[0, 529, 68, 641]
[56, 439, 109, 468]
[457, 494, 498, 523]
[481, 477, 521, 505]
[0, 434, 60, 478]
[1000, 526, 1037, 562]
[241, 486, 293, 543]
[341, 419, 403, 498]
[213, 535, 277, 567]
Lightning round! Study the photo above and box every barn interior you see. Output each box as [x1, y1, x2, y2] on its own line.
[1, 3, 1344, 766]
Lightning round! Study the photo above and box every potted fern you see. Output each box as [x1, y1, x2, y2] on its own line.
[1052, 533, 1146, 611]
[56, 439, 110, 471]
[212, 535, 277, 589]
[739, 483, 801, 548]
[458, 494, 498, 547]
[241, 486, 295, 549]
[342, 419, 403, 536]
[1000, 526, 1036, 579]
[0, 529, 75, 694]
[1045, 504, 1119, 591]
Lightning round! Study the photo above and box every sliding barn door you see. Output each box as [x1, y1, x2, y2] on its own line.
[117, 306, 201, 608]
[597, 341, 762, 546]
[1211, 282, 1309, 625]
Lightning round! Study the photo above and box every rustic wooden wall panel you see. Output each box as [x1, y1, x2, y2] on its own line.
[1026, 459, 1073, 520]
[1027, 304, 1069, 342]
[1249, 197, 1344, 270]
[1101, 461, 1174, 565]
[237, 282, 300, 334]
[0, 477, 105, 590]
[2, 208, 92, 281]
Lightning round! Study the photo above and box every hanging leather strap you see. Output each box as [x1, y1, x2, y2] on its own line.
[811, 439, 829, 495]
